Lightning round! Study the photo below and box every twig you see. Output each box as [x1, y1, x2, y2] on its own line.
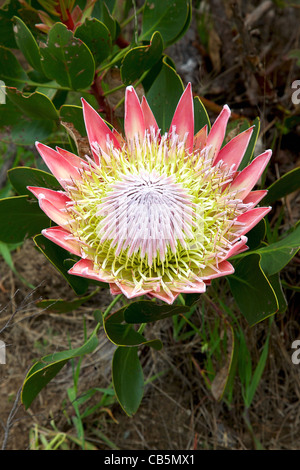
[244, 1, 273, 29]
[1, 385, 22, 450]
[0, 283, 44, 335]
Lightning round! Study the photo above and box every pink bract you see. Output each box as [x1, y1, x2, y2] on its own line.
[29, 84, 271, 304]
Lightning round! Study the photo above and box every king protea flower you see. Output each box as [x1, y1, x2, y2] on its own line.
[28, 84, 271, 304]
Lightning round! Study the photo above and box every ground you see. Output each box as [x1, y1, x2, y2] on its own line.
[0, 0, 300, 451]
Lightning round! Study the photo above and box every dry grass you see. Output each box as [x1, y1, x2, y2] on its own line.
[0, 238, 299, 450]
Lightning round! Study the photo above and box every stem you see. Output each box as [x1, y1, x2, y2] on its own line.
[243, 407, 264, 450]
[102, 83, 126, 97]
[120, 4, 145, 28]
[32, 82, 72, 91]
[102, 294, 123, 320]
[92, 294, 123, 336]
[97, 46, 131, 75]
[2, 76, 72, 91]
[137, 323, 146, 334]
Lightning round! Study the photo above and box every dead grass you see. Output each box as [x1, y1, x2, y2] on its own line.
[0, 239, 299, 450]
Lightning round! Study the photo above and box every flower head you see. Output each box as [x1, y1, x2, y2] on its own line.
[29, 84, 271, 304]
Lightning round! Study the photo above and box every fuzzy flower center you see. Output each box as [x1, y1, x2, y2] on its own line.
[97, 170, 195, 266]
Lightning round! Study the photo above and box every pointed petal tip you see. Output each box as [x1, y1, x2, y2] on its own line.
[81, 97, 93, 113]
[207, 104, 232, 159]
[235, 206, 272, 236]
[230, 149, 272, 200]
[213, 124, 255, 167]
[81, 96, 121, 160]
[169, 82, 194, 149]
[35, 141, 44, 152]
[221, 104, 231, 120]
[186, 82, 192, 91]
[265, 149, 272, 157]
[35, 141, 49, 152]
[41, 228, 53, 238]
[80, 96, 90, 112]
[141, 95, 159, 134]
[27, 186, 42, 199]
[125, 85, 139, 103]
[124, 86, 145, 141]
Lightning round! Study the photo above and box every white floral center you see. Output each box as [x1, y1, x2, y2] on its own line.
[96, 170, 195, 266]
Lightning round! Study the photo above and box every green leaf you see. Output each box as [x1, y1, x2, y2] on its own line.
[0, 240, 34, 287]
[104, 307, 162, 350]
[6, 88, 59, 121]
[146, 56, 184, 133]
[21, 334, 99, 409]
[238, 117, 260, 170]
[257, 224, 300, 276]
[103, 0, 117, 13]
[245, 333, 270, 408]
[104, 321, 162, 350]
[237, 329, 252, 391]
[171, 0, 192, 46]
[184, 293, 202, 307]
[8, 167, 61, 196]
[261, 167, 300, 206]
[0, 99, 22, 127]
[60, 104, 86, 136]
[246, 219, 266, 251]
[223, 328, 239, 404]
[141, 0, 190, 47]
[0, 196, 49, 243]
[268, 273, 287, 315]
[289, 49, 300, 66]
[0, 3, 18, 48]
[228, 253, 278, 326]
[74, 18, 112, 67]
[112, 346, 144, 417]
[123, 300, 190, 324]
[0, 45, 27, 89]
[34, 234, 89, 296]
[13, 16, 44, 74]
[0, 241, 18, 272]
[10, 118, 54, 145]
[194, 96, 211, 133]
[40, 23, 95, 90]
[36, 289, 99, 313]
[211, 321, 235, 401]
[121, 31, 163, 85]
[92, 1, 116, 39]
